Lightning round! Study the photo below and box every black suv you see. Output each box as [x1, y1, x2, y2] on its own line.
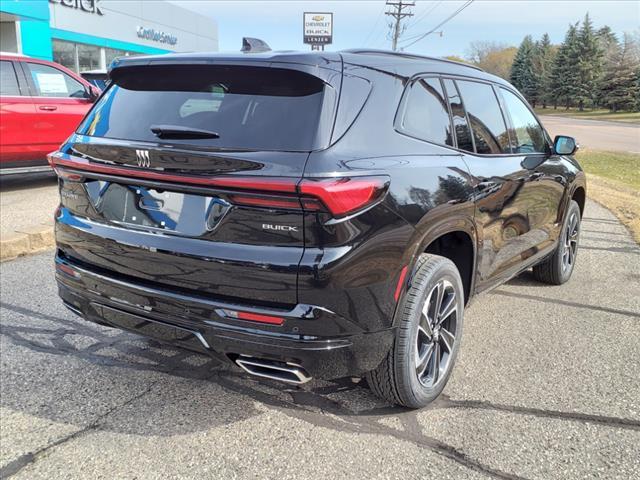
[50, 50, 585, 408]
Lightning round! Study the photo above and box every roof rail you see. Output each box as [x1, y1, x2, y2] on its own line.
[342, 49, 484, 72]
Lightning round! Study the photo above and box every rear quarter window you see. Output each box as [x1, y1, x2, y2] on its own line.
[398, 77, 454, 147]
[78, 65, 330, 152]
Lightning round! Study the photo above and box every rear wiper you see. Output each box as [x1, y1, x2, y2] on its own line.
[150, 125, 220, 140]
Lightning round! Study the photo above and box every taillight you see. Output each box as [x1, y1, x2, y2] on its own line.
[48, 153, 389, 217]
[299, 177, 389, 217]
[226, 194, 302, 210]
[55, 169, 84, 182]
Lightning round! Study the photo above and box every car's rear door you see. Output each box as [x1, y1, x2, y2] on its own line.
[445, 78, 559, 289]
[21, 61, 93, 157]
[0, 59, 40, 171]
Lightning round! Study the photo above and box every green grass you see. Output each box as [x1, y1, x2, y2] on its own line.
[576, 150, 640, 190]
[535, 107, 640, 124]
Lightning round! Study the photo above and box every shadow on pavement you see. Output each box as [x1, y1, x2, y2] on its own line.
[2, 297, 639, 480]
[0, 173, 57, 193]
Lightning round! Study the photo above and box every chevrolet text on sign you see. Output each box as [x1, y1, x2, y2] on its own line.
[303, 12, 333, 45]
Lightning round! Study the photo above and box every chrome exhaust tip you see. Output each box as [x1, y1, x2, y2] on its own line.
[235, 355, 312, 385]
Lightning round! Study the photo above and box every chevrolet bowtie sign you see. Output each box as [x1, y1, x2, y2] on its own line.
[49, 0, 104, 15]
[303, 12, 333, 45]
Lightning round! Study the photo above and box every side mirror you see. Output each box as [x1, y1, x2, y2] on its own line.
[553, 135, 578, 155]
[85, 86, 100, 102]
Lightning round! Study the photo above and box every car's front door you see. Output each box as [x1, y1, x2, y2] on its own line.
[21, 61, 93, 157]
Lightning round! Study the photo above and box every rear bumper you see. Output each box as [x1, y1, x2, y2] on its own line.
[55, 255, 394, 380]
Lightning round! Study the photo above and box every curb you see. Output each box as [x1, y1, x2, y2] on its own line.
[0, 223, 55, 262]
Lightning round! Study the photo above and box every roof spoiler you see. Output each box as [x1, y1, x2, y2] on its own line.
[241, 37, 271, 53]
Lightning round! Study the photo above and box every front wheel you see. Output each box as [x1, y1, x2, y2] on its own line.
[366, 254, 464, 408]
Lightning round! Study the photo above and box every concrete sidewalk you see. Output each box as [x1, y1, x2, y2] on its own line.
[0, 175, 59, 261]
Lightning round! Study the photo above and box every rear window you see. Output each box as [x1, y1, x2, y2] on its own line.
[77, 65, 328, 151]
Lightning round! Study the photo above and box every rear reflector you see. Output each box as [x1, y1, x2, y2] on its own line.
[56, 263, 81, 279]
[220, 309, 284, 325]
[394, 265, 408, 302]
[237, 311, 285, 325]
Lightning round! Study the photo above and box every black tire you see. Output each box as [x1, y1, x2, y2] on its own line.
[366, 254, 465, 408]
[532, 200, 581, 285]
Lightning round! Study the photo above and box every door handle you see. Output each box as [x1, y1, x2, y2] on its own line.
[38, 105, 58, 111]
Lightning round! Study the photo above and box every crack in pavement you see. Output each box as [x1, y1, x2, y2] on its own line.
[214, 374, 529, 480]
[0, 380, 162, 479]
[2, 297, 639, 479]
[492, 290, 640, 318]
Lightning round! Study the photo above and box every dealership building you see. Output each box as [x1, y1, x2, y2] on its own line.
[0, 0, 218, 72]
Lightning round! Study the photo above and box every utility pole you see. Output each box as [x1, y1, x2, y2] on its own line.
[385, 1, 414, 51]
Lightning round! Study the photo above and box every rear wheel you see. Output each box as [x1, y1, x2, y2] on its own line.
[366, 254, 464, 408]
[533, 200, 581, 285]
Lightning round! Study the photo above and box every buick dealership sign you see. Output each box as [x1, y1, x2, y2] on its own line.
[136, 26, 178, 46]
[49, 0, 104, 15]
[303, 12, 333, 45]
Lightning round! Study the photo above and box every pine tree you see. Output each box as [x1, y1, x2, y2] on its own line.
[575, 13, 604, 110]
[599, 33, 640, 111]
[549, 23, 580, 109]
[510, 35, 539, 105]
[595, 26, 619, 107]
[532, 33, 555, 108]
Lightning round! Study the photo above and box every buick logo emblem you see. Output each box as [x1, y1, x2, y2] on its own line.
[135, 149, 151, 168]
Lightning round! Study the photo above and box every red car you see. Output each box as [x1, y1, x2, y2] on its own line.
[0, 53, 100, 176]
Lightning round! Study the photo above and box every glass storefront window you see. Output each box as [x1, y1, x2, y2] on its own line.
[77, 43, 101, 72]
[52, 40, 139, 74]
[53, 40, 77, 72]
[105, 48, 131, 67]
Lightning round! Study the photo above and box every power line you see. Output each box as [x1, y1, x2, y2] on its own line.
[401, 0, 474, 49]
[385, 1, 415, 51]
[404, 1, 443, 31]
[363, 2, 387, 46]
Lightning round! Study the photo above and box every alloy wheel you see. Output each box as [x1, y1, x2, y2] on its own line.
[415, 279, 458, 388]
[562, 212, 579, 272]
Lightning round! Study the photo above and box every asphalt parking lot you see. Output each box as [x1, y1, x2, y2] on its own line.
[1, 199, 639, 480]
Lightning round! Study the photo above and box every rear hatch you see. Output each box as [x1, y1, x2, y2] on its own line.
[52, 60, 341, 306]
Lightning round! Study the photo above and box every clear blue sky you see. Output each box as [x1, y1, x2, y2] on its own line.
[174, 0, 640, 57]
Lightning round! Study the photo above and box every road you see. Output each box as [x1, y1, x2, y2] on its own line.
[1, 199, 639, 479]
[539, 115, 640, 153]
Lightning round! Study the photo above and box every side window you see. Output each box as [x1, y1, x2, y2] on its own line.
[455, 80, 511, 154]
[0, 61, 22, 96]
[25, 63, 86, 98]
[399, 77, 453, 147]
[500, 88, 548, 154]
[442, 79, 474, 152]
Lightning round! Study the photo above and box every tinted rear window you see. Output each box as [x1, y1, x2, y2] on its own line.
[399, 77, 453, 147]
[0, 61, 21, 96]
[455, 80, 510, 154]
[442, 79, 473, 152]
[77, 65, 328, 151]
